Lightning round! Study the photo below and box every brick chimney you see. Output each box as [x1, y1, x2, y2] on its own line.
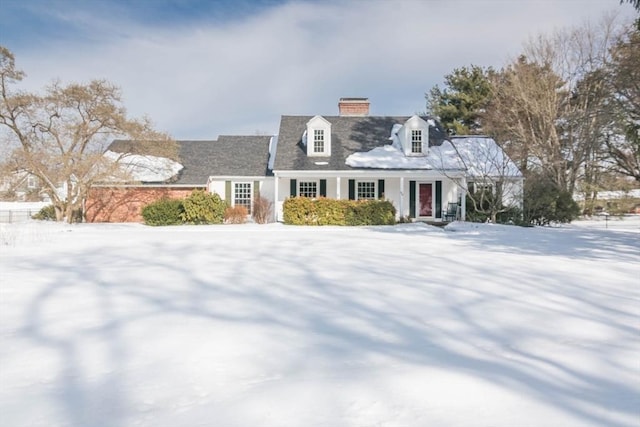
[338, 97, 370, 116]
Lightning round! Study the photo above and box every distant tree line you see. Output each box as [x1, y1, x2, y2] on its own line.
[427, 13, 639, 216]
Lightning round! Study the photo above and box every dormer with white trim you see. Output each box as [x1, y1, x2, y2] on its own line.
[305, 115, 332, 157]
[397, 115, 430, 157]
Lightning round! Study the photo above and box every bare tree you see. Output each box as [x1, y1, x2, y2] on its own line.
[0, 46, 177, 222]
[484, 14, 626, 196]
[438, 136, 523, 223]
[604, 25, 640, 181]
[484, 56, 566, 187]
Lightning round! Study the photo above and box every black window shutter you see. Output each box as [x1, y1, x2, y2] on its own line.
[378, 179, 385, 199]
[290, 179, 297, 197]
[435, 180, 442, 219]
[320, 179, 327, 197]
[409, 180, 416, 217]
[348, 179, 355, 200]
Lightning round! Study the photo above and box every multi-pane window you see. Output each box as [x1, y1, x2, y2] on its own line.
[299, 181, 317, 198]
[27, 176, 37, 189]
[313, 129, 325, 153]
[411, 129, 422, 153]
[234, 182, 252, 214]
[357, 181, 376, 200]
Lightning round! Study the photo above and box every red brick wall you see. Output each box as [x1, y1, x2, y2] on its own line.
[86, 187, 200, 223]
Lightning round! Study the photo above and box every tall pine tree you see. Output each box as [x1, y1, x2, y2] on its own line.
[426, 65, 493, 135]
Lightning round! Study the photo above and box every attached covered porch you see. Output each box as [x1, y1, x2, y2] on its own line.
[273, 171, 467, 223]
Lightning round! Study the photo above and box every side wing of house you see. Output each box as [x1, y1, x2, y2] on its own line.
[450, 136, 524, 210]
[87, 136, 274, 222]
[206, 135, 274, 215]
[87, 140, 205, 222]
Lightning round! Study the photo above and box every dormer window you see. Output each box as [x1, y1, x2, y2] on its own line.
[411, 130, 422, 154]
[397, 115, 429, 156]
[306, 115, 332, 157]
[313, 129, 325, 153]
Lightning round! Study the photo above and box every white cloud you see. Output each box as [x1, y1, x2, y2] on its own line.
[8, 0, 636, 139]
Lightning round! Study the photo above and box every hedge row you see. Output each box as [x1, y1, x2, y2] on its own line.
[283, 197, 396, 225]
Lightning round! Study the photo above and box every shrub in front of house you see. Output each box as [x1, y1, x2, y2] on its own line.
[181, 190, 226, 224]
[283, 197, 344, 225]
[464, 193, 527, 226]
[345, 200, 396, 225]
[283, 197, 318, 225]
[314, 198, 348, 225]
[283, 197, 396, 226]
[224, 205, 248, 224]
[496, 206, 527, 226]
[523, 175, 580, 225]
[32, 205, 56, 221]
[141, 198, 185, 226]
[252, 196, 273, 224]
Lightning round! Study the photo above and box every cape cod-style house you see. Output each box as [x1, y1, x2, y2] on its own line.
[269, 98, 468, 222]
[87, 98, 523, 223]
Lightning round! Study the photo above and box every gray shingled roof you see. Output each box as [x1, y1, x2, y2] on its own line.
[205, 135, 272, 177]
[109, 135, 272, 185]
[274, 115, 447, 171]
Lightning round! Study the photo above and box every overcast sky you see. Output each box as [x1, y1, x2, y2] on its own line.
[1, 0, 636, 139]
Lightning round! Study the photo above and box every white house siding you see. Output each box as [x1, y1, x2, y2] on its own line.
[258, 178, 275, 204]
[501, 179, 524, 210]
[208, 177, 275, 214]
[208, 180, 227, 198]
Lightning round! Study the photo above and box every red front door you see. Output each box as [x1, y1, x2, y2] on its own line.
[419, 183, 433, 216]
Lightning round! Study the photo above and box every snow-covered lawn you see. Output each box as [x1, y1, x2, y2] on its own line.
[1, 219, 638, 427]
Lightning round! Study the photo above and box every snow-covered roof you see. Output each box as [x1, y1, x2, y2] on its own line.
[268, 135, 278, 170]
[109, 136, 272, 184]
[104, 151, 184, 183]
[450, 136, 522, 178]
[345, 140, 465, 170]
[274, 115, 449, 171]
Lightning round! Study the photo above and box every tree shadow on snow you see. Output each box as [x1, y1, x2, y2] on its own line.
[370, 222, 640, 262]
[5, 226, 639, 427]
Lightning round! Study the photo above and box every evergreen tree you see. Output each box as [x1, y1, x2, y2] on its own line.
[426, 65, 493, 135]
[620, 0, 640, 29]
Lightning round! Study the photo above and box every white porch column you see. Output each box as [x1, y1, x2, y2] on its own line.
[399, 176, 404, 218]
[336, 177, 341, 199]
[274, 174, 279, 222]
